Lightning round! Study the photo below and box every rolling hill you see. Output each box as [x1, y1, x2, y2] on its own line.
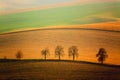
[0, 2, 120, 33]
[0, 60, 120, 80]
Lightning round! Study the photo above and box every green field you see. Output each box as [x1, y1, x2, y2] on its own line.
[0, 2, 120, 33]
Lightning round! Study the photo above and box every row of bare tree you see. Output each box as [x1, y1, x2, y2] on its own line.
[41, 46, 79, 61]
[15, 46, 108, 64]
[16, 46, 78, 61]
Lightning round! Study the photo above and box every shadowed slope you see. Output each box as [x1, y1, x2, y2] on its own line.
[0, 60, 120, 80]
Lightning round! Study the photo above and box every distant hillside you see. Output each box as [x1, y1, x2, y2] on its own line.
[0, 2, 120, 33]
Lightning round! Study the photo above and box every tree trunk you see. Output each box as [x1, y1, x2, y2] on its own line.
[44, 54, 46, 60]
[73, 55, 75, 61]
[18, 58, 21, 60]
[101, 61, 103, 64]
[59, 55, 61, 61]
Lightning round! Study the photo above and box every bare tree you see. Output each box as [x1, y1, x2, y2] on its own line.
[16, 50, 23, 60]
[41, 48, 49, 60]
[68, 46, 79, 61]
[96, 48, 108, 64]
[55, 46, 64, 60]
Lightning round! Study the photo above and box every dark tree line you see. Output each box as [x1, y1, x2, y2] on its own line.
[13, 47, 108, 64]
[41, 46, 108, 64]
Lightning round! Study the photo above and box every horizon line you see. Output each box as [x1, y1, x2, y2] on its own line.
[0, 27, 120, 35]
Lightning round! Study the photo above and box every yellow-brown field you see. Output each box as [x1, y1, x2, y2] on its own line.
[0, 27, 120, 65]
